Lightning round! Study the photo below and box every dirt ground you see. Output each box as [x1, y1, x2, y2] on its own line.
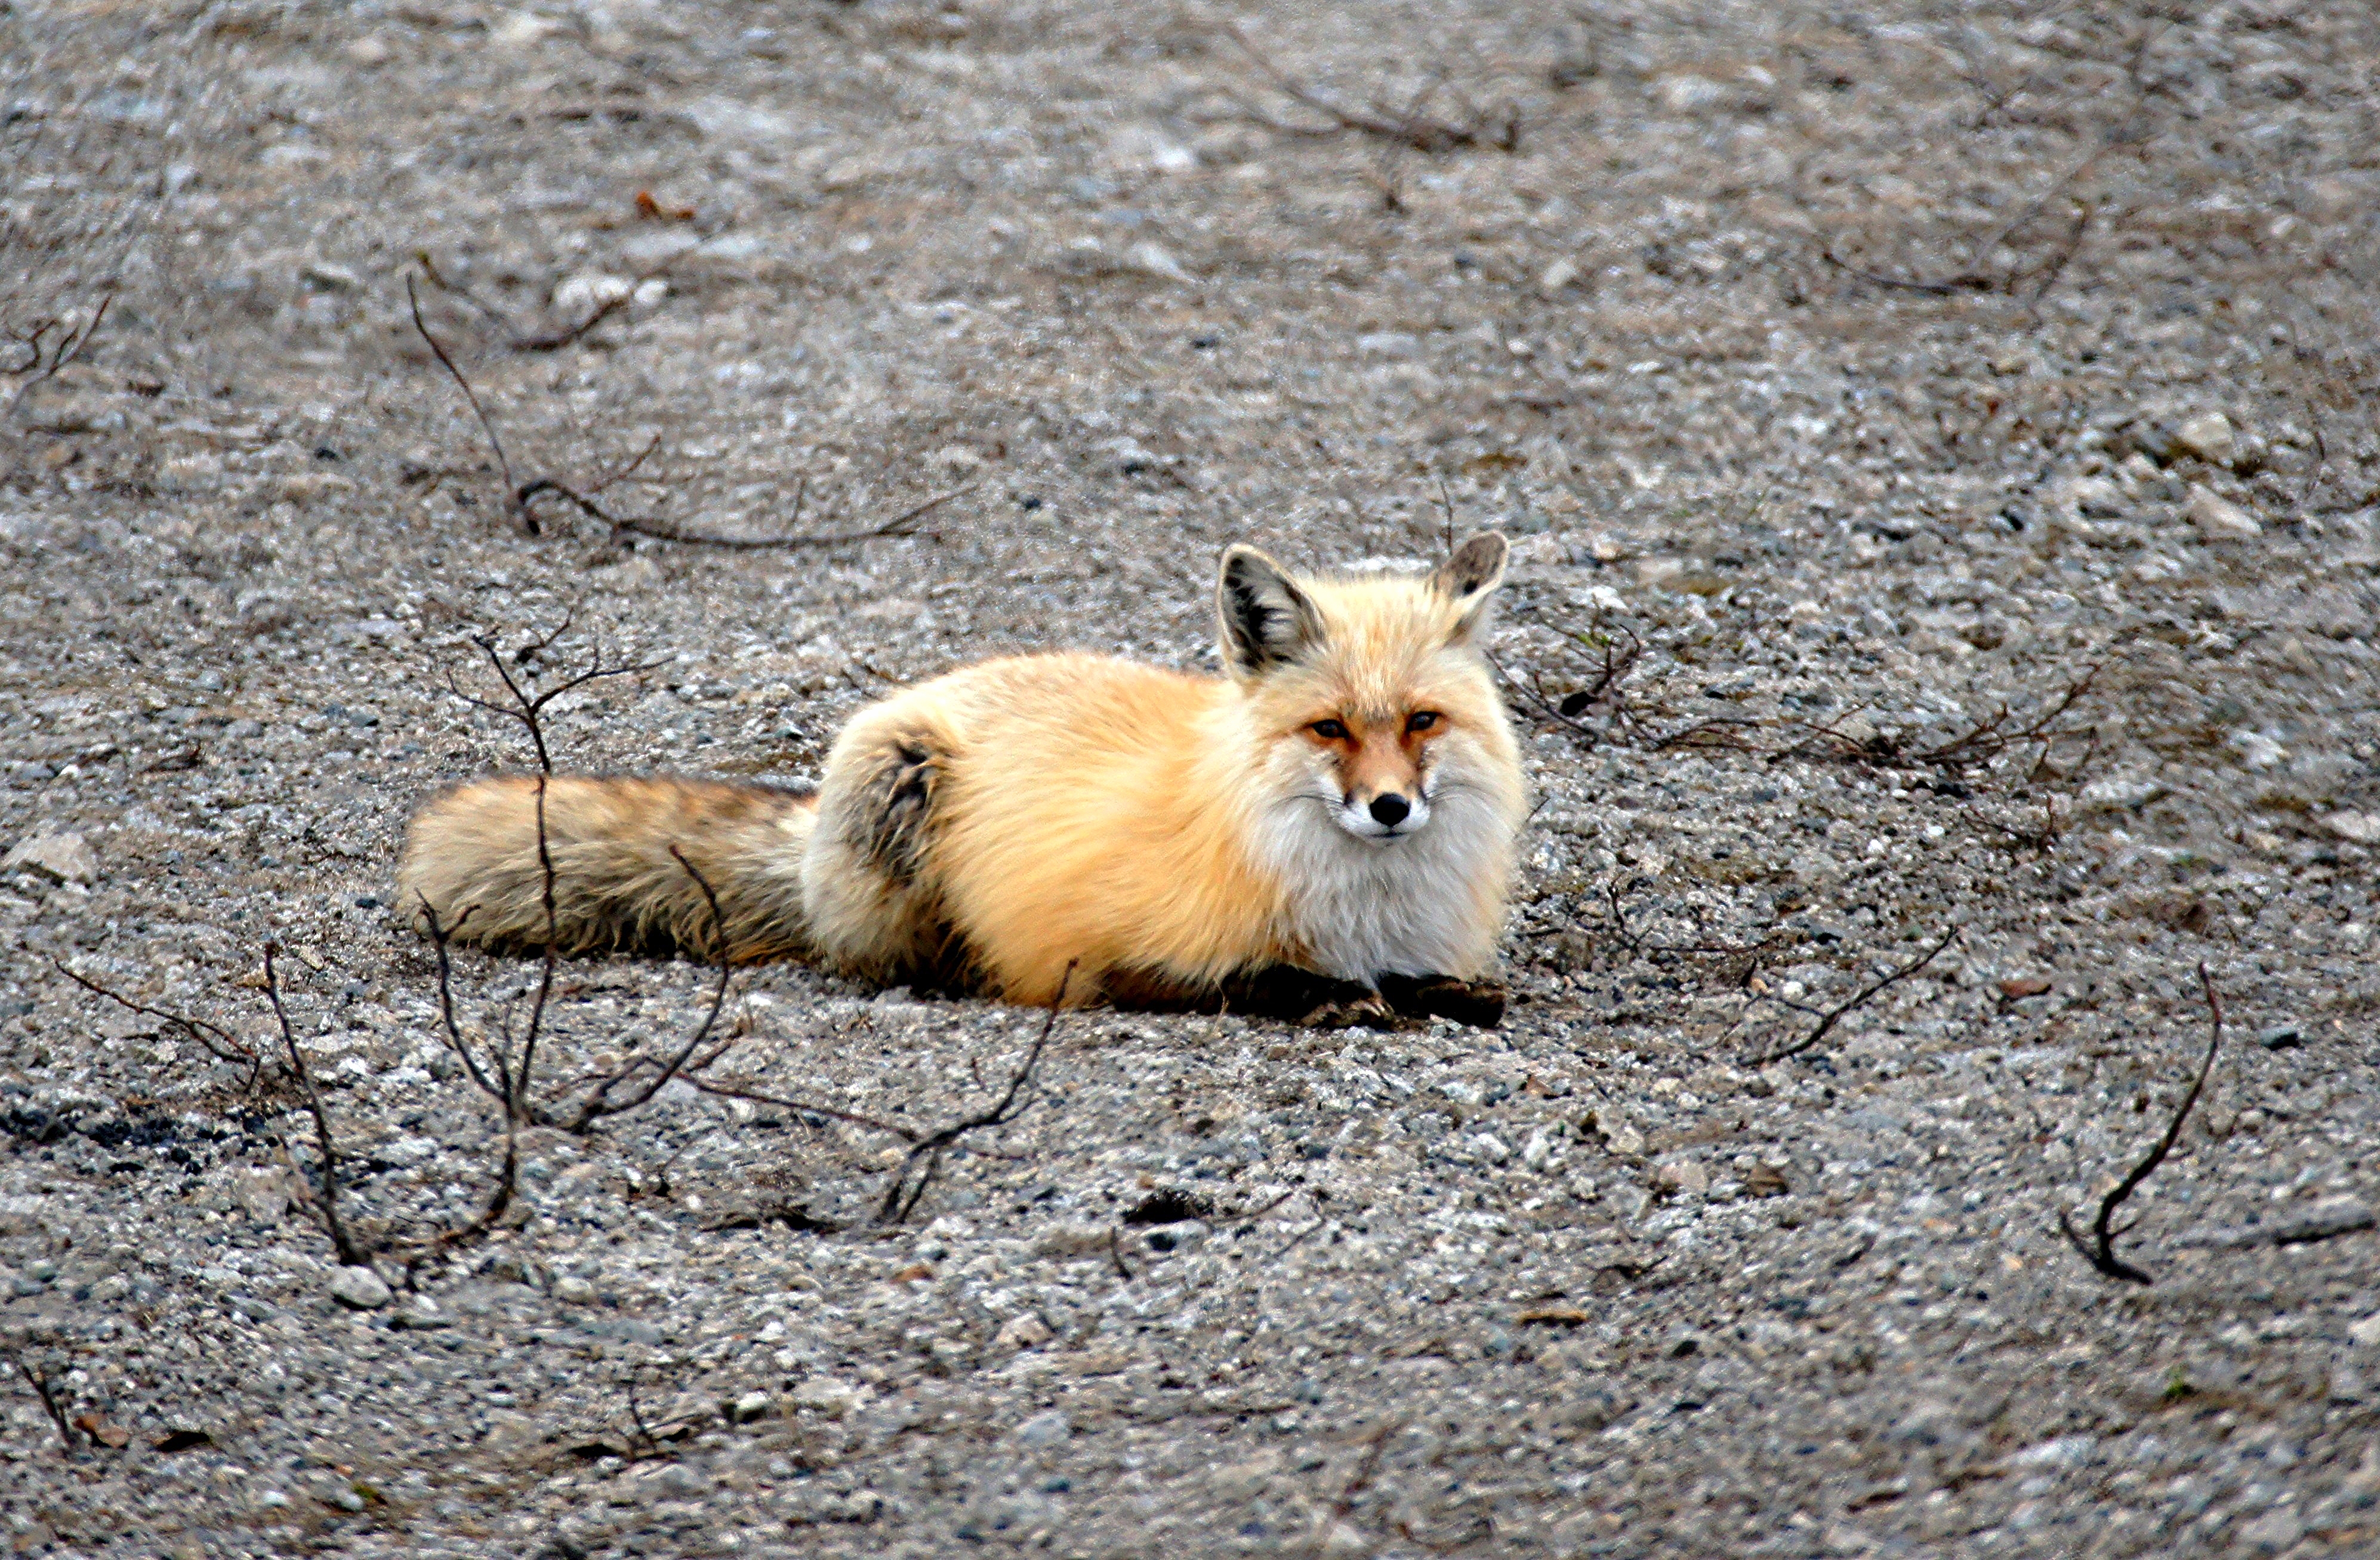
[5, 1, 2379, 1555]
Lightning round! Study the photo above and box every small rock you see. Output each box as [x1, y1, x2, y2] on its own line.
[1317, 1519, 1373, 1559]
[392, 1296, 449, 1330]
[553, 272, 633, 316]
[2347, 1313, 2380, 1349]
[792, 1376, 862, 1417]
[730, 1390, 772, 1423]
[1012, 1408, 1071, 1448]
[553, 1275, 596, 1304]
[1539, 257, 1580, 296]
[1356, 331, 1422, 360]
[490, 10, 559, 47]
[2271, 1197, 2375, 1245]
[300, 260, 362, 291]
[995, 1312, 1054, 1352]
[328, 1266, 391, 1310]
[346, 35, 390, 66]
[2320, 810, 2380, 845]
[231, 1166, 292, 1225]
[1653, 1158, 1709, 1197]
[13, 384, 121, 436]
[275, 471, 356, 504]
[2185, 486, 2259, 539]
[2255, 1025, 2302, 1052]
[4, 831, 98, 886]
[1127, 241, 1190, 282]
[2236, 1508, 2303, 1553]
[1032, 1222, 1114, 1257]
[2173, 412, 2237, 468]
[1593, 1116, 1645, 1157]
[2009, 1434, 2097, 1470]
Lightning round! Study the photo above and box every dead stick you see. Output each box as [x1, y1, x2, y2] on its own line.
[2058, 963, 2224, 1285]
[408, 272, 526, 532]
[1749, 927, 1960, 1065]
[264, 942, 366, 1266]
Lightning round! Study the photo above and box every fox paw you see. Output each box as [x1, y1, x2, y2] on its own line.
[1296, 989, 1407, 1031]
[1378, 975, 1507, 1028]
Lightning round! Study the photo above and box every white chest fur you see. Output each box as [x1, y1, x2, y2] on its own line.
[1254, 787, 1506, 982]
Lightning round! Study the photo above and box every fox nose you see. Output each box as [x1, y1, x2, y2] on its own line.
[1368, 793, 1411, 828]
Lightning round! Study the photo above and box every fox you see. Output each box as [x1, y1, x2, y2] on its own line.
[396, 532, 1528, 1025]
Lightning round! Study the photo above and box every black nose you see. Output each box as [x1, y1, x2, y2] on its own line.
[1368, 793, 1411, 827]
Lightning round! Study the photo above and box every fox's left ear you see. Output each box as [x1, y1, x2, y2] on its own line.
[1432, 531, 1508, 644]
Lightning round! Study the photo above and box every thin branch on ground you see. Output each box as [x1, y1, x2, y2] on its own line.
[517, 473, 972, 551]
[5, 291, 115, 381]
[1746, 926, 1961, 1066]
[1485, 648, 1606, 744]
[678, 1075, 915, 1141]
[1598, 882, 1786, 961]
[408, 273, 525, 531]
[554, 846, 734, 1130]
[263, 942, 366, 1266]
[510, 294, 628, 353]
[411, 260, 956, 550]
[2059, 963, 2224, 1285]
[1219, 24, 1516, 153]
[587, 433, 662, 497]
[876, 972, 1071, 1226]
[4, 1348, 74, 1450]
[50, 957, 261, 1088]
[1330, 1421, 1396, 1524]
[440, 621, 664, 775]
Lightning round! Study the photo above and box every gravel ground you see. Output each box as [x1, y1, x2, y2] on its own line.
[5, 2, 2380, 1556]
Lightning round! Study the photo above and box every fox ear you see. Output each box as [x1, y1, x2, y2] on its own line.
[1218, 545, 1323, 678]
[1432, 531, 1508, 643]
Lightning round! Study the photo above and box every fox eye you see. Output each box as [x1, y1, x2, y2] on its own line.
[1309, 719, 1349, 741]
[1406, 711, 1442, 733]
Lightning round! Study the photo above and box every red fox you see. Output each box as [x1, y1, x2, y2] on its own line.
[397, 534, 1527, 1022]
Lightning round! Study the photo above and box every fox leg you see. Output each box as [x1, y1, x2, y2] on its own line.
[802, 714, 962, 985]
[397, 775, 815, 961]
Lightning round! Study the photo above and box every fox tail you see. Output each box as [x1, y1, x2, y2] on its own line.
[396, 775, 816, 961]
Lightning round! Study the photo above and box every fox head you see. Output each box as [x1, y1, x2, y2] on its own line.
[1219, 532, 1517, 846]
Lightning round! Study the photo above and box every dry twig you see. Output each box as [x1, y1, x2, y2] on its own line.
[1746, 927, 1960, 1066]
[408, 273, 525, 530]
[2059, 964, 2224, 1285]
[50, 957, 261, 1089]
[517, 473, 972, 552]
[263, 942, 366, 1266]
[5, 1348, 74, 1450]
[875, 974, 1069, 1225]
[1219, 24, 1516, 154]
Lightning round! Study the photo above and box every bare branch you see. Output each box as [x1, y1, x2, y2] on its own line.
[559, 846, 735, 1129]
[2060, 964, 2224, 1285]
[1220, 24, 1514, 154]
[876, 969, 1071, 1225]
[408, 272, 526, 532]
[4, 1348, 74, 1451]
[511, 293, 627, 353]
[1746, 927, 1960, 1066]
[50, 957, 261, 1089]
[519, 476, 973, 551]
[263, 942, 366, 1266]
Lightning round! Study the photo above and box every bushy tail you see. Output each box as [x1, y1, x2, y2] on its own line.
[397, 775, 816, 961]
